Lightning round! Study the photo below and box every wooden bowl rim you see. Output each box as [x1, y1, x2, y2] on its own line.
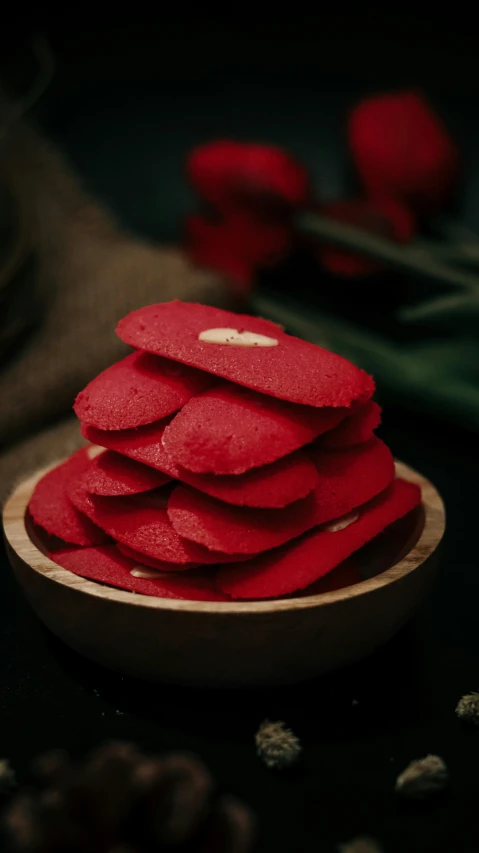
[2, 460, 445, 615]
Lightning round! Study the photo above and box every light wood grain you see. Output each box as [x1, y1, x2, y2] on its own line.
[2, 461, 445, 687]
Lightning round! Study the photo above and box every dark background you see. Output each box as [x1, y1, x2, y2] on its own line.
[1, 9, 479, 852]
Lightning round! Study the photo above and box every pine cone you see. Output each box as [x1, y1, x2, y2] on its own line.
[1, 742, 255, 852]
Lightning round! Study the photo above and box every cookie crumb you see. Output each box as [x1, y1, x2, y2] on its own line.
[0, 759, 17, 793]
[395, 754, 448, 799]
[339, 838, 382, 853]
[255, 720, 301, 769]
[456, 691, 479, 724]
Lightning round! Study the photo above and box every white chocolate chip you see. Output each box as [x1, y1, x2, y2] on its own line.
[322, 511, 360, 533]
[198, 328, 278, 347]
[130, 566, 161, 579]
[87, 444, 106, 460]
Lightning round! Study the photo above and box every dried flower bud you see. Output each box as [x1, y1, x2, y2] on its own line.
[197, 794, 256, 853]
[339, 837, 383, 853]
[456, 691, 479, 724]
[395, 754, 448, 799]
[0, 759, 16, 794]
[255, 719, 301, 770]
[132, 752, 214, 846]
[2, 742, 256, 852]
[31, 750, 70, 788]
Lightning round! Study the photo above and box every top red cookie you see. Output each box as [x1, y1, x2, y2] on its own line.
[74, 351, 211, 431]
[116, 301, 374, 408]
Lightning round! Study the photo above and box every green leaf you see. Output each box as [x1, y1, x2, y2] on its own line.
[400, 293, 479, 325]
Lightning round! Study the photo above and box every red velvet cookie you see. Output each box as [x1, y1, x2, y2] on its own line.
[66, 480, 247, 566]
[82, 450, 170, 496]
[83, 423, 318, 509]
[82, 419, 177, 476]
[162, 384, 346, 474]
[310, 437, 395, 523]
[321, 400, 381, 449]
[168, 486, 316, 555]
[29, 451, 109, 546]
[48, 545, 227, 600]
[74, 351, 211, 431]
[177, 450, 319, 508]
[167, 438, 395, 554]
[116, 301, 374, 408]
[218, 478, 421, 598]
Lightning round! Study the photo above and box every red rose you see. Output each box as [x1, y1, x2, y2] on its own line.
[348, 91, 459, 215]
[185, 140, 310, 290]
[316, 198, 415, 277]
[186, 139, 311, 218]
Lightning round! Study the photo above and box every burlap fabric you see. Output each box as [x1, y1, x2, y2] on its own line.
[0, 91, 233, 503]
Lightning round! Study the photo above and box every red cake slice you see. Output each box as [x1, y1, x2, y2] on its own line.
[81, 450, 170, 496]
[66, 480, 248, 565]
[320, 400, 381, 449]
[116, 301, 374, 408]
[162, 384, 346, 474]
[83, 423, 318, 508]
[74, 351, 211, 431]
[48, 545, 228, 600]
[28, 451, 109, 546]
[167, 438, 395, 554]
[218, 478, 421, 598]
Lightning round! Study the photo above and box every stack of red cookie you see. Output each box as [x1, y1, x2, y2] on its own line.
[28, 302, 421, 601]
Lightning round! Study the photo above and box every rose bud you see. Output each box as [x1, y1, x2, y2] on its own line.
[348, 91, 459, 215]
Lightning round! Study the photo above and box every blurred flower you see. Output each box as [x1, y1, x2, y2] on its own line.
[0, 759, 16, 794]
[349, 91, 459, 215]
[339, 838, 383, 853]
[187, 140, 311, 219]
[186, 212, 293, 292]
[316, 198, 415, 277]
[255, 720, 302, 769]
[2, 742, 256, 852]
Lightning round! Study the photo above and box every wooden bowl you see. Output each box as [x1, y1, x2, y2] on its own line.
[3, 461, 444, 687]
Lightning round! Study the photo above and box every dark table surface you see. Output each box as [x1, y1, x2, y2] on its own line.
[2, 13, 479, 853]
